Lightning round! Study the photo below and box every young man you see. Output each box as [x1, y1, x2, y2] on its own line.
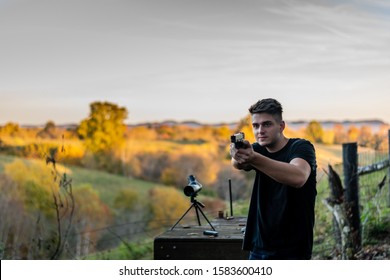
[230, 98, 317, 260]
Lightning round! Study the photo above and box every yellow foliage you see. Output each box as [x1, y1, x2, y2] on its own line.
[284, 125, 304, 138]
[113, 188, 140, 211]
[348, 126, 360, 142]
[73, 184, 112, 227]
[4, 159, 72, 215]
[4, 159, 71, 193]
[322, 129, 335, 145]
[148, 186, 190, 229]
[160, 167, 178, 185]
[123, 139, 221, 186]
[127, 126, 157, 140]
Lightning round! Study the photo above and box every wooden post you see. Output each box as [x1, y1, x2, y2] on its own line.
[327, 165, 342, 254]
[342, 142, 361, 254]
[388, 130, 390, 207]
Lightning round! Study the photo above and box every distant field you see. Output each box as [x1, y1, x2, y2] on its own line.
[313, 143, 342, 170]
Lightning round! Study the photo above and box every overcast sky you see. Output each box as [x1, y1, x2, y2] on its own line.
[1, 0, 390, 125]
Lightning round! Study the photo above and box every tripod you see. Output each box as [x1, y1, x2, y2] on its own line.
[171, 195, 216, 231]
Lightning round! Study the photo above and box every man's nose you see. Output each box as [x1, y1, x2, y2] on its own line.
[257, 125, 265, 132]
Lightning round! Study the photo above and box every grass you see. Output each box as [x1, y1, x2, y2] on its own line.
[69, 165, 163, 207]
[0, 154, 16, 172]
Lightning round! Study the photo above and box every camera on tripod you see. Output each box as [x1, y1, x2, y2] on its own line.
[183, 175, 202, 197]
[171, 175, 216, 233]
[231, 132, 245, 148]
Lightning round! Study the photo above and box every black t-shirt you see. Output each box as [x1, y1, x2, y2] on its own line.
[242, 138, 317, 259]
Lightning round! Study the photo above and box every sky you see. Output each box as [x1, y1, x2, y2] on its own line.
[1, 0, 390, 126]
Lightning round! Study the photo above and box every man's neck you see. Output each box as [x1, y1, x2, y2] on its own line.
[266, 136, 289, 153]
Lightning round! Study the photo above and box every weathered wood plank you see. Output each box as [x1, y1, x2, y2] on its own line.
[358, 159, 389, 176]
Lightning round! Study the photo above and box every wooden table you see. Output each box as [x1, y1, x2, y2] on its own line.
[154, 216, 249, 260]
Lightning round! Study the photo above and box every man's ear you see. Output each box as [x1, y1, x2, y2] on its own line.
[280, 120, 286, 131]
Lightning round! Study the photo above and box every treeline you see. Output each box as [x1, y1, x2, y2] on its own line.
[1, 103, 389, 198]
[299, 120, 389, 149]
[1, 102, 388, 198]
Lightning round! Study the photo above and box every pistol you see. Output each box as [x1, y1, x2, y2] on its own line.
[231, 132, 245, 149]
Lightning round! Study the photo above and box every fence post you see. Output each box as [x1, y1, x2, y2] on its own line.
[388, 130, 390, 207]
[342, 142, 361, 253]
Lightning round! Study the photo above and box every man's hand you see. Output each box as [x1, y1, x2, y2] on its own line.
[230, 140, 253, 170]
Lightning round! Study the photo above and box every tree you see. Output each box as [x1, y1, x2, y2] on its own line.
[333, 124, 347, 144]
[358, 126, 373, 147]
[0, 122, 20, 137]
[2, 159, 74, 259]
[322, 129, 335, 145]
[77, 101, 128, 154]
[36, 120, 57, 139]
[114, 188, 140, 211]
[347, 126, 360, 142]
[235, 114, 255, 143]
[148, 186, 189, 230]
[305, 120, 324, 143]
[213, 125, 233, 143]
[72, 184, 111, 258]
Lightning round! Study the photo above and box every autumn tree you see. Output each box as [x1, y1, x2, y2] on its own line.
[148, 186, 189, 230]
[321, 129, 335, 145]
[71, 184, 111, 258]
[213, 125, 232, 143]
[77, 101, 128, 173]
[305, 120, 324, 143]
[109, 188, 149, 249]
[160, 151, 220, 188]
[358, 125, 373, 147]
[36, 120, 58, 139]
[235, 114, 255, 143]
[333, 124, 347, 144]
[372, 124, 390, 150]
[347, 126, 360, 142]
[77, 101, 128, 154]
[2, 159, 74, 259]
[0, 122, 20, 137]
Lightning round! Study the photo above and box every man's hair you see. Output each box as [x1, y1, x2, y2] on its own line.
[248, 98, 283, 122]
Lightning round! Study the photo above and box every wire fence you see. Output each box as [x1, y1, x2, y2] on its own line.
[358, 148, 389, 208]
[321, 132, 390, 259]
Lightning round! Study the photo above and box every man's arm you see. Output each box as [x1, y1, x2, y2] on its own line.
[249, 154, 311, 188]
[231, 142, 311, 188]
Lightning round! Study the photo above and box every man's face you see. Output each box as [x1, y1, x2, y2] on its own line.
[251, 113, 284, 148]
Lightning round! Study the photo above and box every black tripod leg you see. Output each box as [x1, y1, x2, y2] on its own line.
[170, 203, 195, 230]
[194, 204, 202, 226]
[197, 205, 216, 231]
